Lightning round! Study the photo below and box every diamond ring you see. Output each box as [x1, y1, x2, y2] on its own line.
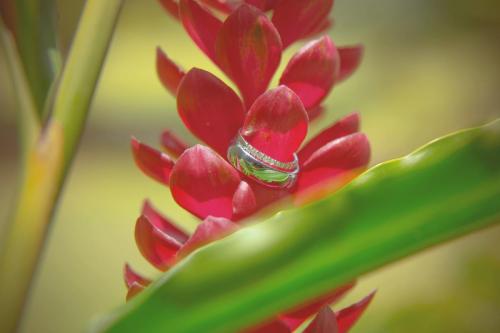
[227, 133, 299, 189]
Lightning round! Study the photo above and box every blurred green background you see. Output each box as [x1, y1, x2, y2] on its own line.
[1, 0, 500, 332]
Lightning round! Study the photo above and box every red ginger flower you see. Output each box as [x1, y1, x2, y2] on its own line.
[126, 1, 374, 332]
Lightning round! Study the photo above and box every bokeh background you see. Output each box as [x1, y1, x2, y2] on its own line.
[1, 0, 500, 332]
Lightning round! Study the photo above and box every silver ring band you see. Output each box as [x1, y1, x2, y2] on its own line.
[227, 133, 299, 189]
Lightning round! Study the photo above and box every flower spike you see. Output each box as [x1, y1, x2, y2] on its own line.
[126, 1, 375, 328]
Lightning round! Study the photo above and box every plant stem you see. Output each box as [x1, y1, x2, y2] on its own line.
[10, 0, 61, 116]
[0, 1, 123, 332]
[0, 20, 40, 159]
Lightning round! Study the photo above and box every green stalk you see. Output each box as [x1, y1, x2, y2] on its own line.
[9, 0, 61, 116]
[0, 18, 40, 160]
[0, 1, 123, 332]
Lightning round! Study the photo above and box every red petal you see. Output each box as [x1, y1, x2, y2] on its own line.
[233, 178, 290, 216]
[126, 282, 146, 301]
[280, 36, 339, 109]
[303, 306, 339, 333]
[156, 47, 185, 96]
[142, 200, 189, 244]
[232, 181, 258, 220]
[177, 68, 245, 155]
[179, 0, 222, 62]
[271, 0, 334, 48]
[135, 215, 183, 271]
[337, 45, 363, 83]
[158, 0, 180, 19]
[216, 4, 282, 107]
[299, 113, 360, 162]
[123, 263, 151, 289]
[336, 291, 376, 333]
[281, 282, 355, 331]
[244, 319, 290, 333]
[241, 86, 308, 162]
[170, 145, 241, 219]
[308, 105, 326, 122]
[303, 18, 333, 40]
[244, 0, 279, 11]
[178, 216, 239, 257]
[160, 130, 189, 157]
[200, 0, 237, 13]
[131, 137, 175, 185]
[296, 133, 370, 198]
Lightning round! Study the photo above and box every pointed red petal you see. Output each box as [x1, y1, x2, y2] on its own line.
[303, 306, 339, 333]
[160, 130, 189, 157]
[337, 45, 363, 83]
[271, 0, 334, 48]
[244, 0, 279, 11]
[299, 113, 360, 162]
[303, 18, 333, 40]
[232, 181, 258, 220]
[170, 145, 241, 219]
[241, 86, 308, 162]
[244, 319, 290, 333]
[142, 200, 189, 243]
[123, 263, 151, 289]
[158, 0, 180, 19]
[280, 36, 339, 109]
[296, 133, 370, 197]
[216, 4, 282, 107]
[131, 137, 175, 185]
[336, 291, 376, 333]
[126, 282, 147, 301]
[156, 47, 185, 96]
[281, 282, 355, 331]
[179, 0, 222, 62]
[178, 216, 239, 257]
[177, 68, 245, 155]
[135, 215, 183, 271]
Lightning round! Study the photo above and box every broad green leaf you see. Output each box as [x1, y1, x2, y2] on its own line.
[95, 120, 500, 333]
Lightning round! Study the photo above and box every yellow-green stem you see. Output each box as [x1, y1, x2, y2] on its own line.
[0, 1, 123, 332]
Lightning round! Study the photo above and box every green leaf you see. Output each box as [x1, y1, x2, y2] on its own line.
[94, 120, 500, 333]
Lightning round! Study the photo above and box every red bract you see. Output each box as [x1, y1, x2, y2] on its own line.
[126, 1, 373, 332]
